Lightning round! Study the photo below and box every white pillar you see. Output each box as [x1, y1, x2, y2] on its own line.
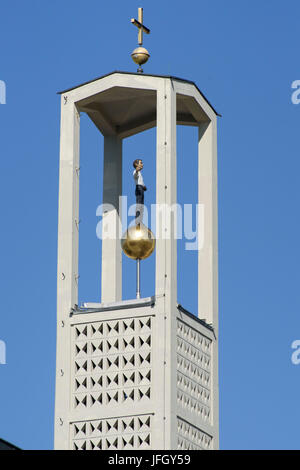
[198, 118, 218, 326]
[101, 135, 122, 303]
[155, 80, 177, 301]
[55, 96, 80, 449]
[155, 79, 177, 449]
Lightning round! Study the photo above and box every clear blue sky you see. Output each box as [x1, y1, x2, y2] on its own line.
[0, 0, 299, 450]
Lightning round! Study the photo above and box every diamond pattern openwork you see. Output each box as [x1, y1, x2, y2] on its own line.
[176, 319, 212, 426]
[177, 418, 212, 450]
[72, 317, 152, 409]
[72, 415, 152, 450]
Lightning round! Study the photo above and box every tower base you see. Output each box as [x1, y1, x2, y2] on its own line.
[54, 297, 218, 450]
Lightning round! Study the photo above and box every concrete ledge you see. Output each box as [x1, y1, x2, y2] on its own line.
[71, 296, 156, 315]
[177, 303, 215, 334]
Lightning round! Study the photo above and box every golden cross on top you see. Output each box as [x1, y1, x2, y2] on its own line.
[131, 7, 150, 46]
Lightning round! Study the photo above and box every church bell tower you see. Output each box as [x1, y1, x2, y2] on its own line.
[54, 9, 219, 451]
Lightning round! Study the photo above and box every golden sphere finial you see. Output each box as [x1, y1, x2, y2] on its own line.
[131, 47, 150, 69]
[121, 223, 155, 260]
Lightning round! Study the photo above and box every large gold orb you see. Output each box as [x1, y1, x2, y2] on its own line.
[131, 47, 150, 66]
[121, 223, 155, 260]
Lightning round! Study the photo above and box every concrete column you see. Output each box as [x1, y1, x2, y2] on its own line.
[55, 96, 80, 449]
[198, 119, 218, 326]
[198, 118, 219, 449]
[155, 78, 177, 449]
[155, 80, 177, 301]
[101, 135, 122, 303]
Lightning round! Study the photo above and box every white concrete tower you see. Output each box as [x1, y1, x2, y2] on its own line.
[54, 71, 219, 450]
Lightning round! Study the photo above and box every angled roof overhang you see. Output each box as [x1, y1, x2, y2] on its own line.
[58, 71, 220, 139]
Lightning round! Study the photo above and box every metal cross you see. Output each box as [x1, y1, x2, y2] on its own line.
[131, 7, 150, 46]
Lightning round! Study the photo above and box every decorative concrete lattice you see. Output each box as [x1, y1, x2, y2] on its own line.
[176, 319, 212, 424]
[72, 415, 152, 450]
[73, 317, 152, 409]
[177, 418, 212, 450]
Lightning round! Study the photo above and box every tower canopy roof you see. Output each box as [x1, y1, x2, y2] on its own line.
[58, 71, 220, 139]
